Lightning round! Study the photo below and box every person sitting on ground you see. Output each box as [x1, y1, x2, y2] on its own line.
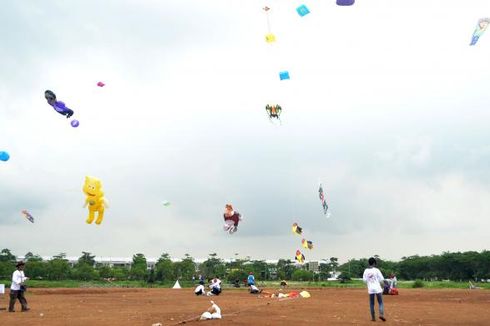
[208, 277, 222, 296]
[389, 274, 397, 289]
[199, 301, 222, 320]
[195, 280, 206, 296]
[249, 284, 262, 294]
[280, 280, 288, 288]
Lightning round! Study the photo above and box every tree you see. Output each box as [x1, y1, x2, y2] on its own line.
[200, 253, 226, 279]
[329, 257, 339, 273]
[130, 253, 148, 280]
[25, 256, 47, 280]
[72, 263, 98, 281]
[46, 256, 71, 280]
[291, 269, 314, 281]
[0, 249, 16, 262]
[25, 252, 43, 262]
[173, 254, 196, 280]
[276, 259, 296, 280]
[78, 252, 96, 266]
[155, 253, 175, 282]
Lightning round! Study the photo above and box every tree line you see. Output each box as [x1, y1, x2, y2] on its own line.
[339, 251, 490, 281]
[1, 249, 489, 283]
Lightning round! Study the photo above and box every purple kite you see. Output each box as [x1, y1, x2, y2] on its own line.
[21, 210, 34, 223]
[44, 90, 74, 118]
[337, 0, 355, 6]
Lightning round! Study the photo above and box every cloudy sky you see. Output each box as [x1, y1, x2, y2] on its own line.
[1, 0, 490, 263]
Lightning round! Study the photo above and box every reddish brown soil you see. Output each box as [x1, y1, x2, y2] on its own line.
[1, 287, 490, 325]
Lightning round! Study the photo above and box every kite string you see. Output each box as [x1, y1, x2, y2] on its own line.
[172, 296, 292, 325]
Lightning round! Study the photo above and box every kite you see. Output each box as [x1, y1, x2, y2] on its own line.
[296, 5, 310, 17]
[97, 81, 105, 87]
[263, 6, 276, 43]
[292, 222, 303, 235]
[162, 201, 171, 207]
[21, 210, 34, 223]
[295, 250, 305, 264]
[71, 120, 80, 128]
[319, 183, 330, 217]
[265, 104, 282, 122]
[279, 71, 290, 80]
[0, 151, 10, 162]
[337, 0, 355, 5]
[223, 203, 242, 234]
[83, 176, 108, 225]
[470, 18, 490, 46]
[44, 90, 74, 118]
[301, 238, 313, 250]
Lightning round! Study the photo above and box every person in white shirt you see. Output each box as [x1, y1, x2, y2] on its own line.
[194, 280, 206, 296]
[249, 284, 262, 294]
[199, 301, 222, 320]
[363, 257, 386, 322]
[9, 261, 29, 312]
[207, 277, 222, 296]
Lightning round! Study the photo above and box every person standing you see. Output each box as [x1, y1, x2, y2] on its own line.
[247, 272, 255, 286]
[9, 261, 29, 312]
[362, 257, 386, 322]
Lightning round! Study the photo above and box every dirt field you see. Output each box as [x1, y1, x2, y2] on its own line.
[1, 287, 490, 325]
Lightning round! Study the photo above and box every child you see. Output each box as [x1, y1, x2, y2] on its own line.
[194, 280, 206, 296]
[363, 257, 386, 322]
[223, 204, 242, 234]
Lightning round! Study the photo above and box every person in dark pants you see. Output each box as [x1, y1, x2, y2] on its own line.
[363, 257, 385, 322]
[9, 261, 29, 312]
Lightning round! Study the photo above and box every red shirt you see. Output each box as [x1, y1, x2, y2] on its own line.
[224, 211, 241, 226]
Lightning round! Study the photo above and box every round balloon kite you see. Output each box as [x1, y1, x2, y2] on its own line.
[337, 0, 355, 5]
[0, 151, 10, 162]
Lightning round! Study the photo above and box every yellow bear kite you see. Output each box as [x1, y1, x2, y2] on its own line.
[83, 176, 108, 225]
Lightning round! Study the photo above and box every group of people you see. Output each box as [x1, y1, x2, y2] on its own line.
[194, 272, 262, 296]
[194, 277, 222, 296]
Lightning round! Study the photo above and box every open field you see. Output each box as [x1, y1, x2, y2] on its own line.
[1, 287, 490, 325]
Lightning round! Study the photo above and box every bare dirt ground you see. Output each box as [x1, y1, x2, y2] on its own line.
[1, 287, 490, 325]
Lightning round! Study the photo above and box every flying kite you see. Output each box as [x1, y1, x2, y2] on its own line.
[97, 81, 105, 87]
[263, 6, 276, 43]
[162, 201, 171, 207]
[265, 104, 282, 122]
[301, 238, 313, 250]
[83, 176, 108, 225]
[296, 5, 310, 17]
[319, 183, 329, 217]
[45, 90, 74, 119]
[279, 71, 290, 80]
[295, 250, 305, 264]
[470, 18, 490, 46]
[337, 0, 355, 5]
[21, 210, 34, 223]
[292, 223, 303, 235]
[0, 151, 10, 162]
[223, 203, 242, 234]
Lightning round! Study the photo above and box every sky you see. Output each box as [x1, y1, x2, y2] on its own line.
[1, 0, 490, 263]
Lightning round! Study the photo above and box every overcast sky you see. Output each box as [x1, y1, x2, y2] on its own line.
[1, 0, 490, 263]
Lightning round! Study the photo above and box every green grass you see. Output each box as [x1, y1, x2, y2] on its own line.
[1, 279, 488, 289]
